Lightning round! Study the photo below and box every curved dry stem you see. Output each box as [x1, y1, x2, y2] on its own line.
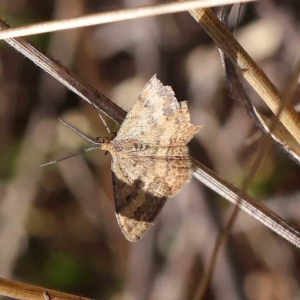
[192, 159, 300, 248]
[0, 21, 126, 124]
[186, 7, 300, 144]
[0, 0, 255, 39]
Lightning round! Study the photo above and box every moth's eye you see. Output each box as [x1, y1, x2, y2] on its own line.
[96, 137, 110, 143]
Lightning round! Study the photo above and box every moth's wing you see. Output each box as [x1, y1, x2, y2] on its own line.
[128, 101, 200, 147]
[111, 156, 167, 242]
[115, 101, 200, 153]
[111, 153, 193, 241]
[125, 155, 194, 197]
[115, 75, 179, 140]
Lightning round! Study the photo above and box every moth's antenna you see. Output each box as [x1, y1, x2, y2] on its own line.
[91, 102, 116, 135]
[58, 118, 100, 146]
[40, 118, 109, 168]
[39, 146, 100, 168]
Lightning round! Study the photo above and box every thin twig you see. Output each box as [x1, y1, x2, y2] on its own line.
[0, 0, 255, 39]
[220, 52, 300, 164]
[186, 7, 300, 144]
[0, 276, 91, 300]
[0, 21, 126, 124]
[192, 159, 300, 248]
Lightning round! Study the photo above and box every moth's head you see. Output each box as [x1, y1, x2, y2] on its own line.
[96, 136, 111, 151]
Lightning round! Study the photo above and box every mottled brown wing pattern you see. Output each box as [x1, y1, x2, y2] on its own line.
[111, 153, 193, 241]
[112, 101, 200, 151]
[123, 156, 193, 197]
[115, 75, 179, 141]
[140, 101, 200, 146]
[111, 157, 167, 242]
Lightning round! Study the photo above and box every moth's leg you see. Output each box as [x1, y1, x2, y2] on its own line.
[91, 102, 118, 135]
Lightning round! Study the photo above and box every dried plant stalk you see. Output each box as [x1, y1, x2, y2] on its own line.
[192, 159, 300, 247]
[0, 276, 91, 300]
[0, 0, 255, 39]
[0, 21, 126, 124]
[186, 7, 300, 144]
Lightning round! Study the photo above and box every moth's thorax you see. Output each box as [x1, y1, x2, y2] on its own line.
[96, 137, 112, 151]
[110, 140, 129, 152]
[110, 140, 150, 153]
[100, 142, 111, 151]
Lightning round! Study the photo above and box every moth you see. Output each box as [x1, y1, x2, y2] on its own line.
[41, 75, 200, 242]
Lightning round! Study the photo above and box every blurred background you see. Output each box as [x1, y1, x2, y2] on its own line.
[0, 1, 300, 299]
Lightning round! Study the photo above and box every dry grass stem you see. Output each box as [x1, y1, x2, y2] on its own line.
[220, 51, 300, 164]
[0, 0, 255, 39]
[192, 159, 300, 248]
[187, 7, 300, 144]
[0, 276, 91, 300]
[0, 21, 126, 124]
